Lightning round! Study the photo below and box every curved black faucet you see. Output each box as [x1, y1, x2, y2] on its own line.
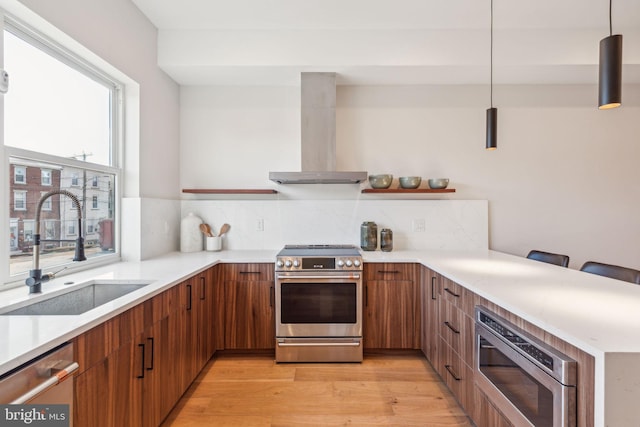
[26, 190, 86, 294]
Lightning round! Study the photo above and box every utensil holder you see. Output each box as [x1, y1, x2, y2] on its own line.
[205, 236, 222, 252]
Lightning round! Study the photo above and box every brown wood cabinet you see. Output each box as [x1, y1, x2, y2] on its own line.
[363, 263, 420, 349]
[420, 266, 439, 363]
[420, 266, 595, 427]
[223, 263, 275, 349]
[473, 386, 513, 427]
[433, 275, 475, 415]
[73, 266, 219, 427]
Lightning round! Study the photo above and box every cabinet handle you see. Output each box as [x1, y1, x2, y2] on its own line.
[200, 276, 206, 300]
[444, 364, 461, 381]
[137, 343, 145, 379]
[239, 271, 261, 275]
[431, 276, 437, 300]
[270, 286, 274, 308]
[146, 337, 154, 371]
[444, 287, 460, 298]
[377, 270, 400, 274]
[444, 321, 460, 334]
[186, 284, 192, 310]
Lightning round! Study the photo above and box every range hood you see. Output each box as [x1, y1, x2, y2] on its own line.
[269, 73, 367, 184]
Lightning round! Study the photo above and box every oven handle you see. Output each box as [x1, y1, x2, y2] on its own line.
[276, 274, 361, 281]
[277, 342, 361, 347]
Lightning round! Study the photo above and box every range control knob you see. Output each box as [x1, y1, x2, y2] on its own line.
[353, 259, 361, 267]
[346, 260, 353, 267]
[285, 259, 293, 268]
[276, 260, 284, 268]
[337, 259, 345, 267]
[293, 259, 300, 268]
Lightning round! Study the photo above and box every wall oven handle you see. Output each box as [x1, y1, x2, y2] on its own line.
[277, 274, 361, 281]
[10, 361, 79, 404]
[277, 342, 361, 347]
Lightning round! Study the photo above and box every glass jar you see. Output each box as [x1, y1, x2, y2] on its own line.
[360, 221, 377, 251]
[380, 228, 393, 252]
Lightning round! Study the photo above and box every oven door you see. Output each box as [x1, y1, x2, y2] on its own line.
[275, 272, 362, 338]
[475, 323, 576, 427]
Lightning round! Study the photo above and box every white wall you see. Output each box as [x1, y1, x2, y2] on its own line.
[181, 84, 640, 270]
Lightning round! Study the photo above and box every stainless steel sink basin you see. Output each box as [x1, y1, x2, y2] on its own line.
[0, 281, 152, 316]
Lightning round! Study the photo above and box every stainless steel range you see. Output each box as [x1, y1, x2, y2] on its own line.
[275, 244, 363, 363]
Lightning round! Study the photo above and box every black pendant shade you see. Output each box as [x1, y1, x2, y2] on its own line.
[486, 107, 497, 150]
[598, 34, 623, 109]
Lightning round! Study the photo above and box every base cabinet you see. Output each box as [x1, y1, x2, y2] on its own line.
[472, 386, 513, 427]
[363, 263, 420, 349]
[223, 263, 275, 350]
[74, 266, 219, 427]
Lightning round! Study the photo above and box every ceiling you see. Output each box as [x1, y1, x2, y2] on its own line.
[131, 0, 640, 86]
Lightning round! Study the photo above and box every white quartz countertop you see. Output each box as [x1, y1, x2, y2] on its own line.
[2, 248, 639, 374]
[364, 249, 640, 357]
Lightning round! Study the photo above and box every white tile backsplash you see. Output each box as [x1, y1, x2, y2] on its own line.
[181, 199, 487, 251]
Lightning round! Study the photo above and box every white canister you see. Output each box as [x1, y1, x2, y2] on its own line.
[180, 212, 203, 252]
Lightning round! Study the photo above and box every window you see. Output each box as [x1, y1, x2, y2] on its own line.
[40, 191, 52, 211]
[87, 223, 94, 234]
[23, 220, 34, 243]
[41, 169, 51, 185]
[14, 166, 25, 184]
[4, 20, 122, 280]
[13, 190, 26, 211]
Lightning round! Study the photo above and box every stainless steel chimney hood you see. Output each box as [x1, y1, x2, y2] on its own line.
[269, 72, 367, 184]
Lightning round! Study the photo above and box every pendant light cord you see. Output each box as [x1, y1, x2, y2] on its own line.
[609, 0, 613, 36]
[490, 0, 494, 108]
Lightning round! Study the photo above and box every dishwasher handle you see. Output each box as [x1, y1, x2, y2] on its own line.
[10, 361, 79, 404]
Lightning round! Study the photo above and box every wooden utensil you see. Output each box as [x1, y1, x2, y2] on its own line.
[218, 223, 230, 236]
[199, 223, 213, 237]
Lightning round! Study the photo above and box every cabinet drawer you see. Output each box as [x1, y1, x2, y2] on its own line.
[438, 337, 474, 412]
[364, 263, 417, 281]
[441, 276, 474, 317]
[223, 263, 275, 281]
[438, 300, 474, 362]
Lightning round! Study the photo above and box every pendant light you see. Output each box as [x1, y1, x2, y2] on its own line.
[598, 0, 622, 109]
[486, 0, 497, 150]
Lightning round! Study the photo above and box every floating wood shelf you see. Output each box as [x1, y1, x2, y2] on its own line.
[182, 189, 278, 194]
[361, 188, 456, 194]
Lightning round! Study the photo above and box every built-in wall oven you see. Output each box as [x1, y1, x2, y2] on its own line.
[475, 306, 577, 427]
[275, 244, 363, 362]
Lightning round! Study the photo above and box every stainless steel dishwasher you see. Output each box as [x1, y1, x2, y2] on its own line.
[0, 343, 78, 426]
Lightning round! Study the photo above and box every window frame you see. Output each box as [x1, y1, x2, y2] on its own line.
[40, 191, 52, 211]
[2, 16, 124, 288]
[41, 169, 51, 186]
[13, 190, 26, 211]
[13, 165, 25, 184]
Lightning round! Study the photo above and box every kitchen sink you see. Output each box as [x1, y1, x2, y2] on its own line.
[0, 281, 152, 316]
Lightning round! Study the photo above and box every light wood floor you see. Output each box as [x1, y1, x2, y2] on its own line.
[161, 351, 473, 427]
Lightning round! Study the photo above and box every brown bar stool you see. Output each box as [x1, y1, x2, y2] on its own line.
[580, 261, 640, 284]
[526, 250, 570, 267]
